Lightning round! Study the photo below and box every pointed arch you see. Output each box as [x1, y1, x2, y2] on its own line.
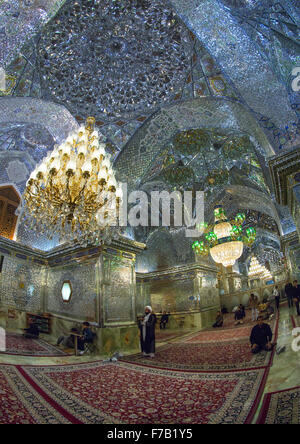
[0, 185, 21, 240]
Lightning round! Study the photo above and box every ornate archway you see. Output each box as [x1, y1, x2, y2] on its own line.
[0, 186, 21, 240]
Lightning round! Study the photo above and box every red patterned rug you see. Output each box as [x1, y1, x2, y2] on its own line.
[0, 365, 71, 424]
[0, 333, 68, 357]
[121, 340, 274, 371]
[184, 325, 253, 343]
[19, 362, 268, 424]
[155, 330, 192, 342]
[211, 311, 253, 330]
[183, 318, 276, 344]
[257, 386, 300, 424]
[123, 317, 278, 372]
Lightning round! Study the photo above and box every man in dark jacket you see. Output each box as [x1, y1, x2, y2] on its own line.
[235, 304, 246, 325]
[285, 282, 294, 308]
[23, 319, 39, 339]
[250, 316, 274, 354]
[213, 311, 223, 328]
[160, 311, 169, 329]
[78, 322, 94, 355]
[291, 280, 300, 316]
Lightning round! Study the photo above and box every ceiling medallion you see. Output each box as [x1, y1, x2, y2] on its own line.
[37, 0, 193, 120]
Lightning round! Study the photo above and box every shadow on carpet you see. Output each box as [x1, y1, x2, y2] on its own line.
[0, 333, 68, 357]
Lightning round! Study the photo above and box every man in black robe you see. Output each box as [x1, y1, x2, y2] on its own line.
[291, 280, 300, 316]
[285, 282, 294, 308]
[139, 306, 156, 358]
[250, 316, 274, 354]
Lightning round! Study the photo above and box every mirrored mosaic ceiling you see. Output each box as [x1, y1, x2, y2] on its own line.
[1, 0, 299, 155]
[0, 0, 298, 256]
[140, 129, 270, 198]
[38, 0, 193, 119]
[0, 122, 55, 192]
[0, 0, 67, 66]
[2, 0, 243, 158]
[170, 0, 300, 151]
[221, 0, 300, 92]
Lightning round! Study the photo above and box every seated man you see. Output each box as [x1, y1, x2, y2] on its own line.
[266, 302, 275, 320]
[23, 318, 39, 339]
[234, 304, 245, 325]
[160, 311, 169, 330]
[250, 316, 274, 354]
[213, 311, 223, 328]
[78, 322, 94, 356]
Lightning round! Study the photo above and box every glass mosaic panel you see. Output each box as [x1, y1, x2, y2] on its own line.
[0, 256, 45, 312]
[46, 260, 98, 322]
[102, 255, 134, 324]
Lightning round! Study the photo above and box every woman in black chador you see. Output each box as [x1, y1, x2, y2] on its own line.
[139, 306, 156, 358]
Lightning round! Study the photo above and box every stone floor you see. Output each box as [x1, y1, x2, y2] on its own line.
[252, 305, 300, 423]
[0, 305, 299, 423]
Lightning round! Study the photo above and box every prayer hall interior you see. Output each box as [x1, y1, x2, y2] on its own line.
[0, 0, 300, 426]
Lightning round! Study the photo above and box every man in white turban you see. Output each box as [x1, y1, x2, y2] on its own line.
[139, 306, 156, 358]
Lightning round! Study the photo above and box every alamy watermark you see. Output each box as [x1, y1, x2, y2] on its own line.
[291, 67, 300, 92]
[291, 327, 300, 352]
[98, 185, 205, 238]
[0, 67, 5, 92]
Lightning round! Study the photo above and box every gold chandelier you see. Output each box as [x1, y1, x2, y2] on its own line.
[23, 117, 122, 246]
[248, 256, 272, 280]
[193, 205, 256, 268]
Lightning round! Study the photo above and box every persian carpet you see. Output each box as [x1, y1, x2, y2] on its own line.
[210, 311, 253, 330]
[123, 317, 278, 372]
[0, 333, 68, 357]
[155, 330, 192, 342]
[19, 362, 268, 424]
[184, 318, 276, 344]
[0, 365, 71, 424]
[257, 386, 300, 424]
[183, 325, 253, 343]
[120, 340, 274, 371]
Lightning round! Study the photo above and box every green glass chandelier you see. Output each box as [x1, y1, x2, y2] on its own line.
[192, 205, 256, 267]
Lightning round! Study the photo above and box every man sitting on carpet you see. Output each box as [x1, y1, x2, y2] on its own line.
[213, 311, 223, 328]
[234, 304, 245, 325]
[23, 318, 39, 339]
[250, 316, 274, 354]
